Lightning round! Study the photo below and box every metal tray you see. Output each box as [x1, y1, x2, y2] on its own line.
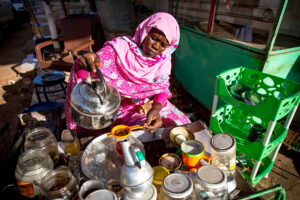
[81, 134, 144, 183]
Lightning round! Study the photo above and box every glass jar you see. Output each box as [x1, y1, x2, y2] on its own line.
[24, 127, 59, 164]
[15, 149, 54, 198]
[194, 166, 228, 200]
[210, 133, 236, 175]
[158, 173, 196, 200]
[39, 166, 79, 200]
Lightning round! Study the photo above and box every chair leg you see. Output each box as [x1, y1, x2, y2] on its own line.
[35, 86, 42, 103]
[43, 86, 50, 101]
[61, 82, 67, 96]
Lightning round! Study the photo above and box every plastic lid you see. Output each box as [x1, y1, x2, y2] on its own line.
[197, 166, 227, 190]
[162, 173, 193, 198]
[153, 166, 170, 185]
[211, 133, 235, 151]
[124, 184, 157, 200]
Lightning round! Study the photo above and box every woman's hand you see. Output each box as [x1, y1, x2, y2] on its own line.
[144, 102, 162, 133]
[78, 53, 102, 72]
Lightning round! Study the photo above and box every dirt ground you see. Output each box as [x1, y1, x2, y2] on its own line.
[0, 23, 35, 123]
[0, 22, 299, 199]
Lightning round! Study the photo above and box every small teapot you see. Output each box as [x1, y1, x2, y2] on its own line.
[120, 139, 153, 198]
[70, 68, 120, 130]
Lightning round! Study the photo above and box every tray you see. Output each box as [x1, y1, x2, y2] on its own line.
[81, 134, 145, 183]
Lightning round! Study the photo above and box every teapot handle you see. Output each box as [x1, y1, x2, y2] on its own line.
[95, 67, 107, 93]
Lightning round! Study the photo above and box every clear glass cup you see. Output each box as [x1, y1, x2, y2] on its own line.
[92, 143, 107, 165]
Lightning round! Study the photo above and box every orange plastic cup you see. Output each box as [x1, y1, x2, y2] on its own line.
[181, 140, 211, 170]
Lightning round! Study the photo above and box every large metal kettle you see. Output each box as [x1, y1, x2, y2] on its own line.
[120, 139, 153, 198]
[70, 68, 120, 130]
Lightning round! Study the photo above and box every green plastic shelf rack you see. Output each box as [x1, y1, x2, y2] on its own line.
[210, 67, 300, 185]
[213, 67, 300, 122]
[210, 105, 288, 161]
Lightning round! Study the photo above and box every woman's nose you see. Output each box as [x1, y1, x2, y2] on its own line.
[152, 42, 159, 50]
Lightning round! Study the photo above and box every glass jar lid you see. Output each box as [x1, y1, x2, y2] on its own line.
[211, 133, 235, 151]
[162, 173, 193, 198]
[197, 166, 227, 190]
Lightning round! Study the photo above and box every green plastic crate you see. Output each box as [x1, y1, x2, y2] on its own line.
[237, 155, 274, 186]
[215, 67, 300, 122]
[210, 105, 288, 161]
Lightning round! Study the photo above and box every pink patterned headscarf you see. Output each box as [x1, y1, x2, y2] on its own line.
[104, 12, 180, 81]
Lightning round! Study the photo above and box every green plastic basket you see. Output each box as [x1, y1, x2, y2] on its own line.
[210, 105, 288, 161]
[237, 156, 274, 185]
[215, 67, 300, 122]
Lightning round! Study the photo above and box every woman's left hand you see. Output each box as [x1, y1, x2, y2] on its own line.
[144, 102, 162, 133]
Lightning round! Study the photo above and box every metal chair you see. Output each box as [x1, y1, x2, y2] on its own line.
[35, 16, 96, 72]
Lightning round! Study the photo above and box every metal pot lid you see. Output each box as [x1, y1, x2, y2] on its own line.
[71, 80, 120, 115]
[211, 133, 235, 151]
[196, 166, 227, 190]
[162, 173, 193, 198]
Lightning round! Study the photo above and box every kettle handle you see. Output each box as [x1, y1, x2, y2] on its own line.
[95, 67, 107, 93]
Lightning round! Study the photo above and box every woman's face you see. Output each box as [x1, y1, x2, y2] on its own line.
[142, 28, 169, 58]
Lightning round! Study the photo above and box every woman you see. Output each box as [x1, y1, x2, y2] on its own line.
[66, 12, 190, 134]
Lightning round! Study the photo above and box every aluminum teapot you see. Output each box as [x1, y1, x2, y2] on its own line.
[120, 139, 153, 198]
[70, 68, 120, 130]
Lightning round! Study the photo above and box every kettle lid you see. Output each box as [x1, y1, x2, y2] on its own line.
[70, 79, 120, 115]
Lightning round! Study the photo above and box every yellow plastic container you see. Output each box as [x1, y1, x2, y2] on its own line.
[153, 166, 170, 195]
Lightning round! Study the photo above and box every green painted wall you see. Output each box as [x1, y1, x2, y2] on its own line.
[264, 47, 300, 82]
[174, 26, 266, 109]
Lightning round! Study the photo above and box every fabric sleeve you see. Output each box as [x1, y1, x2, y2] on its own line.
[153, 92, 169, 107]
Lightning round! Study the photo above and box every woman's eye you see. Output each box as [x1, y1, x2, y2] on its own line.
[161, 43, 166, 48]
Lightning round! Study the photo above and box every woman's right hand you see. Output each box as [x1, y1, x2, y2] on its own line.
[78, 53, 102, 72]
